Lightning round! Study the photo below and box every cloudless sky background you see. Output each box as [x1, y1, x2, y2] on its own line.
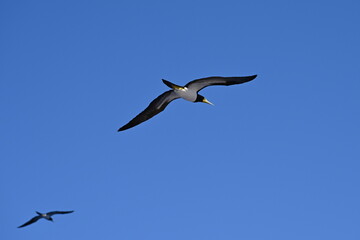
[1, 0, 359, 239]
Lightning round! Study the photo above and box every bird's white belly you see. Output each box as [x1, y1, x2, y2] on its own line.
[174, 88, 197, 102]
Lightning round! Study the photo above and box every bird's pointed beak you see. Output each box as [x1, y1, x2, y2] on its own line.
[202, 98, 214, 105]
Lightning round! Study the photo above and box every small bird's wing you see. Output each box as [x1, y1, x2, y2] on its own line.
[47, 210, 74, 216]
[18, 216, 42, 228]
[185, 75, 257, 92]
[118, 90, 180, 131]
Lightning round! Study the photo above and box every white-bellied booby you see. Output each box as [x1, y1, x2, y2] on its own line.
[118, 75, 257, 131]
[18, 210, 74, 228]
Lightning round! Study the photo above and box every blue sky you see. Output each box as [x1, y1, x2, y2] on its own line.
[1, 0, 359, 239]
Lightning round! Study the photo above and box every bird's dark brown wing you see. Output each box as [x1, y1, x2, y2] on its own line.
[47, 210, 74, 216]
[185, 75, 257, 92]
[18, 216, 42, 228]
[118, 90, 179, 131]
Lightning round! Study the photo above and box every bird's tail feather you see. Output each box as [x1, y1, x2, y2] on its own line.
[162, 79, 183, 90]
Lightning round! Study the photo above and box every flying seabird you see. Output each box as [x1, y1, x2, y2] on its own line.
[18, 210, 74, 228]
[118, 75, 257, 131]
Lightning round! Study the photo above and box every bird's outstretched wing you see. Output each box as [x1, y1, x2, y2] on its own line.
[47, 210, 74, 216]
[118, 90, 179, 131]
[185, 75, 257, 92]
[18, 216, 42, 228]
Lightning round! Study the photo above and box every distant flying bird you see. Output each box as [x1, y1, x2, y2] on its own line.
[118, 75, 257, 131]
[18, 210, 74, 228]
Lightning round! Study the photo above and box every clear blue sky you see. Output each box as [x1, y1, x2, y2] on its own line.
[1, 0, 359, 239]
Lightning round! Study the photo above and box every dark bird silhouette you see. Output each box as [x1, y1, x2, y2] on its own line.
[118, 75, 257, 131]
[18, 211, 74, 228]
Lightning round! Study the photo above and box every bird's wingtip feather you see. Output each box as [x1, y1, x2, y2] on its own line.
[118, 125, 129, 131]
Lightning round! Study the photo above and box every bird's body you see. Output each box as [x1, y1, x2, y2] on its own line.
[18, 210, 74, 228]
[118, 75, 257, 131]
[40, 213, 50, 220]
[173, 87, 197, 102]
